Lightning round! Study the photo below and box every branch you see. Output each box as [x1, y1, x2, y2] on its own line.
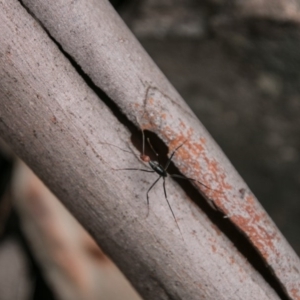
[0, 0, 299, 299]
[17, 0, 300, 298]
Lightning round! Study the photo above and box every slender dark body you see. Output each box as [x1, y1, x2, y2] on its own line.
[120, 134, 215, 237]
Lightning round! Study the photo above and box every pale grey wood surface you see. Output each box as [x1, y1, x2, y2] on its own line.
[0, 0, 298, 299]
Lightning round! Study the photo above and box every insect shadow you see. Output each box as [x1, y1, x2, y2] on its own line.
[114, 130, 220, 238]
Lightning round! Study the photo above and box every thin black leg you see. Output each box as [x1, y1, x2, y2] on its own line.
[163, 178, 183, 240]
[146, 176, 161, 216]
[165, 142, 186, 170]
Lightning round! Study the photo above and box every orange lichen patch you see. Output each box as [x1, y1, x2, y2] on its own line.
[164, 134, 231, 195]
[200, 137, 206, 145]
[142, 115, 229, 194]
[246, 194, 255, 205]
[172, 141, 206, 173]
[187, 127, 194, 137]
[167, 135, 185, 150]
[207, 159, 219, 174]
[243, 198, 265, 224]
[189, 141, 205, 156]
[291, 288, 300, 299]
[244, 195, 258, 211]
[234, 217, 268, 253]
[189, 161, 202, 173]
[231, 200, 280, 260]
[197, 157, 231, 192]
[176, 149, 191, 162]
[140, 124, 152, 132]
[211, 245, 217, 253]
[218, 173, 233, 190]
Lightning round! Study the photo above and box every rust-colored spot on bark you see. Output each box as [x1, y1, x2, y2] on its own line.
[231, 196, 280, 260]
[200, 137, 206, 144]
[246, 194, 255, 205]
[161, 113, 167, 120]
[208, 159, 218, 174]
[218, 173, 232, 190]
[192, 142, 204, 155]
[291, 288, 300, 299]
[142, 109, 228, 201]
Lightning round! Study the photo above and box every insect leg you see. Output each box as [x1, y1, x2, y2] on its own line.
[165, 141, 186, 170]
[146, 176, 161, 216]
[163, 177, 184, 241]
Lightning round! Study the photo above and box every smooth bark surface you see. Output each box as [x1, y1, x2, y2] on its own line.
[0, 0, 298, 299]
[17, 0, 300, 299]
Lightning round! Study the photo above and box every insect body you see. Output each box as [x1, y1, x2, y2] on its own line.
[121, 133, 215, 238]
[115, 131, 220, 239]
[149, 161, 167, 177]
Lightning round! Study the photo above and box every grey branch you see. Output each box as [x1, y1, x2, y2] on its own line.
[0, 0, 299, 299]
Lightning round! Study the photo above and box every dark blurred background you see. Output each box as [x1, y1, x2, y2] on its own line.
[1, 0, 299, 299]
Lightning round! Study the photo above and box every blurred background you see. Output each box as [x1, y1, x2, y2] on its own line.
[1, 0, 299, 299]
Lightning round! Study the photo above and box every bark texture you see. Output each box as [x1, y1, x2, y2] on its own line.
[0, 0, 299, 299]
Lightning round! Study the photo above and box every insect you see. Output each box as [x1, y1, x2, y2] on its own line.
[117, 130, 218, 238]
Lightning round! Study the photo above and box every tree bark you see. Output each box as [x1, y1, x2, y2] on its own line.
[12, 160, 142, 300]
[0, 0, 299, 299]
